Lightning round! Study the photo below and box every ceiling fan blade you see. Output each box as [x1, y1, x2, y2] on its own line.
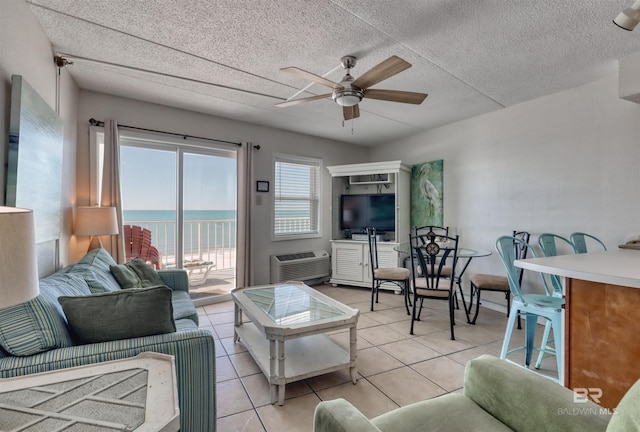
[275, 93, 332, 108]
[364, 89, 428, 104]
[352, 56, 412, 89]
[343, 104, 360, 120]
[281, 67, 343, 90]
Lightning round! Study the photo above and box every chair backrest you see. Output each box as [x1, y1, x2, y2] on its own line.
[496, 236, 538, 301]
[123, 224, 161, 269]
[413, 226, 449, 246]
[410, 231, 458, 291]
[366, 227, 379, 279]
[538, 233, 577, 256]
[512, 230, 531, 285]
[538, 233, 576, 294]
[570, 232, 607, 254]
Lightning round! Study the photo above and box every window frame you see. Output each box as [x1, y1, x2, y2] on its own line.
[271, 153, 322, 241]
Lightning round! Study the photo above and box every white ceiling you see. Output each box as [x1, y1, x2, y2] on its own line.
[27, 0, 640, 146]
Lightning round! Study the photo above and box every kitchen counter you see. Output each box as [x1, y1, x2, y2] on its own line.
[514, 249, 640, 288]
[515, 248, 640, 409]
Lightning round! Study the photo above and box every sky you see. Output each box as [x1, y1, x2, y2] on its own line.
[119, 145, 237, 211]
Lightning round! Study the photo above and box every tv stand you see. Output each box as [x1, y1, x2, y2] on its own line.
[326, 161, 410, 291]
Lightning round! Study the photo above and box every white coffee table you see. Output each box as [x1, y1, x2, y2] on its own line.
[232, 282, 359, 405]
[0, 352, 179, 432]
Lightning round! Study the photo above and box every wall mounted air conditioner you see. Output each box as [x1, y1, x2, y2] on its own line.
[270, 251, 330, 284]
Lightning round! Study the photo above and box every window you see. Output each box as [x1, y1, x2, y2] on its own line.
[273, 154, 321, 239]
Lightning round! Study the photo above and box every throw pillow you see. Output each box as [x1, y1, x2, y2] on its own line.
[0, 274, 91, 356]
[110, 264, 142, 289]
[126, 257, 164, 287]
[58, 286, 176, 345]
[68, 248, 122, 293]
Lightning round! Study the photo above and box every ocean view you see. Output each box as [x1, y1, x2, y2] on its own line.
[123, 209, 311, 256]
[124, 209, 237, 222]
[124, 210, 237, 253]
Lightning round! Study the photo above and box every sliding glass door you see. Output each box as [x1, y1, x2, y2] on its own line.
[119, 132, 237, 304]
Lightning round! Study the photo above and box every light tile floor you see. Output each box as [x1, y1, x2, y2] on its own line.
[198, 284, 559, 432]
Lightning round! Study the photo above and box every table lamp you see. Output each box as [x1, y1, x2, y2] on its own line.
[0, 207, 40, 309]
[75, 206, 119, 252]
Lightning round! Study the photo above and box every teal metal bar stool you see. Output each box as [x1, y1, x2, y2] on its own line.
[570, 232, 607, 254]
[496, 235, 564, 384]
[535, 233, 576, 371]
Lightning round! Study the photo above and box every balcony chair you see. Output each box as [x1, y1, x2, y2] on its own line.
[497, 235, 564, 384]
[570, 232, 607, 253]
[123, 224, 161, 270]
[367, 227, 411, 314]
[467, 230, 530, 325]
[410, 231, 459, 339]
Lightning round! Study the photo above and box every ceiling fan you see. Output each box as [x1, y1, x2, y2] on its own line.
[275, 55, 428, 120]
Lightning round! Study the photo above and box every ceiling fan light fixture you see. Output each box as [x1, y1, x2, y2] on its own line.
[334, 92, 362, 106]
[614, 0, 640, 30]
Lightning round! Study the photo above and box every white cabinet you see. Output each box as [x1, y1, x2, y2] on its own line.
[326, 161, 410, 291]
[330, 240, 402, 292]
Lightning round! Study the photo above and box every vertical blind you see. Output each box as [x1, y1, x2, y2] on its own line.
[274, 155, 321, 236]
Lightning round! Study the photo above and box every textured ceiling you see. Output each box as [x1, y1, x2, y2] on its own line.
[27, 0, 640, 146]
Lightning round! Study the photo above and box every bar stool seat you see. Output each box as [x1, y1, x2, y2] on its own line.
[469, 274, 509, 291]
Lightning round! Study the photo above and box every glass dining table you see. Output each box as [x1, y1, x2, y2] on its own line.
[394, 242, 492, 319]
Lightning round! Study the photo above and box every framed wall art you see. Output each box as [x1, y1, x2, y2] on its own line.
[6, 75, 64, 243]
[410, 159, 443, 227]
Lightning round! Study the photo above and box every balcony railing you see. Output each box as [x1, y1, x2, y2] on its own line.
[125, 219, 236, 270]
[126, 216, 311, 269]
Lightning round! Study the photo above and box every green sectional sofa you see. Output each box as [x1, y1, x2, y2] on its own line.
[0, 248, 216, 432]
[314, 354, 640, 432]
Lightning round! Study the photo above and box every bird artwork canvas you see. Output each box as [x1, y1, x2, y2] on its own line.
[411, 160, 443, 227]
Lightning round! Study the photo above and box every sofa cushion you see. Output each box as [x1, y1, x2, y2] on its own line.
[464, 355, 611, 432]
[372, 394, 514, 432]
[172, 290, 199, 325]
[69, 248, 122, 293]
[109, 263, 142, 289]
[59, 286, 176, 345]
[0, 274, 91, 356]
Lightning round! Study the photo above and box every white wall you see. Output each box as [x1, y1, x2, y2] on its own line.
[76, 91, 366, 282]
[371, 74, 640, 309]
[0, 0, 79, 273]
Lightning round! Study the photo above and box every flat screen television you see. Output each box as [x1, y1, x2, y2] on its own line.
[340, 193, 396, 232]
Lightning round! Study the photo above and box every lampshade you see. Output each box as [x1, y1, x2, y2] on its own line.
[75, 206, 119, 252]
[0, 207, 39, 309]
[614, 0, 640, 31]
[75, 206, 119, 236]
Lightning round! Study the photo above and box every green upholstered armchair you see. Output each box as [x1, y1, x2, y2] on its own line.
[313, 354, 640, 432]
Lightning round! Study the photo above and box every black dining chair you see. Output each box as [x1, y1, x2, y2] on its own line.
[367, 227, 411, 314]
[410, 230, 459, 339]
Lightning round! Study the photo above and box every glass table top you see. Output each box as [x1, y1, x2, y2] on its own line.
[394, 242, 492, 257]
[244, 284, 345, 326]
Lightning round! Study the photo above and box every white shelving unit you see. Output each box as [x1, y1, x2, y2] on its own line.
[326, 161, 410, 291]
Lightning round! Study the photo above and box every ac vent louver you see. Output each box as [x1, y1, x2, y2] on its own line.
[270, 250, 330, 284]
